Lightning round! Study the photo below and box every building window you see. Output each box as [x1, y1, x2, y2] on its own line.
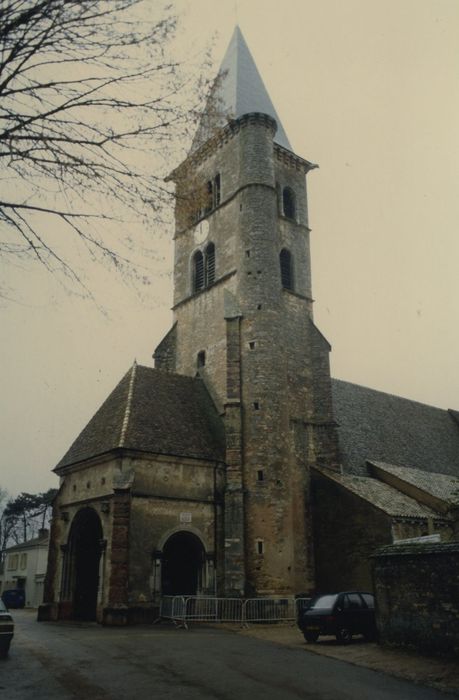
[20, 553, 27, 570]
[7, 554, 18, 571]
[214, 174, 221, 207]
[253, 401, 260, 410]
[197, 350, 206, 368]
[192, 244, 216, 293]
[204, 180, 213, 214]
[256, 540, 264, 555]
[205, 242, 215, 286]
[280, 249, 294, 290]
[283, 187, 296, 220]
[193, 250, 205, 292]
[257, 469, 264, 482]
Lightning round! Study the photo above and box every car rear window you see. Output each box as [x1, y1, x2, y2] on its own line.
[361, 593, 375, 608]
[345, 593, 363, 609]
[310, 594, 338, 609]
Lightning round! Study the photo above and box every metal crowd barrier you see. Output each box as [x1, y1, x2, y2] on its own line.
[158, 595, 311, 628]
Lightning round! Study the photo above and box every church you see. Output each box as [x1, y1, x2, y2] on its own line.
[40, 29, 459, 624]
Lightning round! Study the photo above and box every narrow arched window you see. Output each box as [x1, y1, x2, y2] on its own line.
[205, 242, 215, 286]
[214, 174, 221, 207]
[204, 180, 213, 214]
[193, 250, 204, 292]
[280, 249, 294, 290]
[283, 187, 296, 220]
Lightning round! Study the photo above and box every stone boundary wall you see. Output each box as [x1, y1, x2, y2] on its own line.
[372, 542, 459, 656]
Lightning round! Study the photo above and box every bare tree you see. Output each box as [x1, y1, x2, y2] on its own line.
[0, 0, 209, 299]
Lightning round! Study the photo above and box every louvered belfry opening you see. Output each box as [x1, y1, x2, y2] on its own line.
[193, 250, 205, 292]
[205, 243, 215, 286]
[280, 248, 293, 290]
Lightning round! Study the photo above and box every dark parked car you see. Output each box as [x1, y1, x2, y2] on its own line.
[1, 589, 25, 609]
[298, 591, 376, 644]
[0, 599, 14, 657]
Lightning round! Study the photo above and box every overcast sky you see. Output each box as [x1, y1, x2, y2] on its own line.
[2, 0, 458, 498]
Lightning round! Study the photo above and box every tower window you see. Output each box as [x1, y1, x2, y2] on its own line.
[253, 401, 260, 410]
[193, 250, 205, 292]
[249, 341, 256, 350]
[280, 248, 294, 291]
[214, 174, 221, 207]
[282, 187, 296, 220]
[192, 244, 216, 293]
[205, 180, 213, 214]
[205, 242, 215, 286]
[257, 469, 264, 482]
[256, 540, 264, 555]
[197, 350, 206, 368]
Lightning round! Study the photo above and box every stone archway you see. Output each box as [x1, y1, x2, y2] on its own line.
[66, 508, 103, 620]
[161, 531, 206, 596]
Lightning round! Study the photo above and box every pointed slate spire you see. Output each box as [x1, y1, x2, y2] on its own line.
[191, 27, 292, 153]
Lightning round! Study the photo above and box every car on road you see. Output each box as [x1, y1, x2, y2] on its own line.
[297, 591, 376, 644]
[0, 599, 14, 658]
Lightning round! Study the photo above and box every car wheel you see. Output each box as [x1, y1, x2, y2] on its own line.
[336, 627, 352, 644]
[304, 630, 319, 643]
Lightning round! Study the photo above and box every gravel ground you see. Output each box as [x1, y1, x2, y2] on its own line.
[232, 624, 459, 696]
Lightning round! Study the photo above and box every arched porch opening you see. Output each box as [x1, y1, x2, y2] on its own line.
[161, 531, 206, 596]
[64, 507, 103, 620]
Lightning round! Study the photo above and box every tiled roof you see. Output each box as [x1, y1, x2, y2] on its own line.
[369, 461, 459, 506]
[55, 365, 225, 470]
[375, 541, 459, 558]
[314, 468, 441, 519]
[331, 379, 459, 477]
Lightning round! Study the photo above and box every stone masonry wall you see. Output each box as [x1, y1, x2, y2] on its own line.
[372, 542, 459, 656]
[312, 469, 392, 593]
[128, 454, 223, 603]
[167, 113, 336, 596]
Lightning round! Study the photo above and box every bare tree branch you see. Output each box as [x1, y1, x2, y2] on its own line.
[0, 0, 211, 299]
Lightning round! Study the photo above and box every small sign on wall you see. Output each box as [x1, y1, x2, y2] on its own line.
[180, 512, 192, 523]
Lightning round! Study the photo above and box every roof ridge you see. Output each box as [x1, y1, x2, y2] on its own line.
[119, 360, 137, 447]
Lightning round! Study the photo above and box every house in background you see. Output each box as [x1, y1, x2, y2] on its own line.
[0, 529, 49, 607]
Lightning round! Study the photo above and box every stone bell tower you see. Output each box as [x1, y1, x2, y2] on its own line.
[155, 27, 339, 597]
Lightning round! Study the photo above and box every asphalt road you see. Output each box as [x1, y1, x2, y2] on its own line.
[1, 610, 457, 700]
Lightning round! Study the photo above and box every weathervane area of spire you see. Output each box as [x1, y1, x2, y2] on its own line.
[191, 26, 292, 154]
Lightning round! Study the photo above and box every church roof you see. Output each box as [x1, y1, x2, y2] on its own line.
[313, 468, 441, 520]
[331, 379, 459, 478]
[191, 26, 292, 153]
[368, 461, 459, 506]
[55, 365, 225, 470]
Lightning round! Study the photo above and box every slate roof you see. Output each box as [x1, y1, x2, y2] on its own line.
[313, 468, 441, 519]
[191, 26, 292, 152]
[369, 461, 459, 506]
[331, 379, 459, 478]
[55, 364, 225, 470]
